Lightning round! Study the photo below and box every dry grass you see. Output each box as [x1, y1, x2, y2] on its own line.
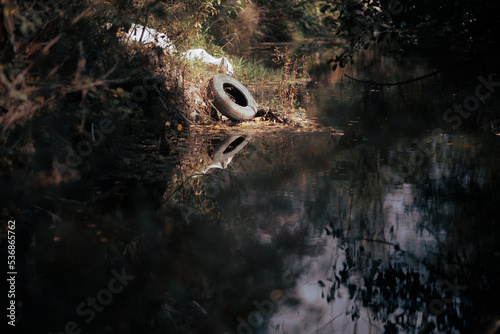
[212, 2, 262, 55]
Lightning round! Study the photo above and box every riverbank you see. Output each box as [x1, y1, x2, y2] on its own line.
[0, 35, 330, 189]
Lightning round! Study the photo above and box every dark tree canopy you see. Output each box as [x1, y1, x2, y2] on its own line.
[331, 0, 500, 70]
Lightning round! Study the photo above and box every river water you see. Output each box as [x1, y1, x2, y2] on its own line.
[16, 47, 500, 334]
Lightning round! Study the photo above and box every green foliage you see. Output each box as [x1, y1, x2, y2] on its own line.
[0, 0, 221, 133]
[254, 0, 337, 42]
[331, 0, 500, 70]
[208, 0, 260, 54]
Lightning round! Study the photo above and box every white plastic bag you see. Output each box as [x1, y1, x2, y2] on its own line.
[124, 23, 176, 53]
[182, 49, 234, 75]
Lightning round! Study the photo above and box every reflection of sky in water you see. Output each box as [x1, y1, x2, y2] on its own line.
[265, 181, 437, 334]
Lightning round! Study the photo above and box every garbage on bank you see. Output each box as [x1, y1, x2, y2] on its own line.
[121, 24, 234, 75]
[181, 49, 234, 76]
[123, 23, 177, 53]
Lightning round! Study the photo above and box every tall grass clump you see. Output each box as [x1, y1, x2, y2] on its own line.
[209, 1, 262, 55]
[271, 47, 310, 113]
[232, 57, 282, 83]
[232, 47, 311, 114]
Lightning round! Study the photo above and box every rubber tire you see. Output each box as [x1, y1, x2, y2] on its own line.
[209, 74, 258, 121]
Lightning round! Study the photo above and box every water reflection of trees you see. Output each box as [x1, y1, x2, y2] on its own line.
[302, 48, 497, 137]
[17, 128, 499, 333]
[195, 131, 500, 333]
[16, 132, 279, 334]
[331, 133, 497, 333]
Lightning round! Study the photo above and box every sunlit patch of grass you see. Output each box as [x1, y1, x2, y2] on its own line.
[230, 47, 311, 115]
[231, 56, 283, 84]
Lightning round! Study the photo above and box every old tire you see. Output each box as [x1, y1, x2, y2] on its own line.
[209, 74, 258, 121]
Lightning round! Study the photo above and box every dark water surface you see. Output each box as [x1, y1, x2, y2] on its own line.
[8, 48, 500, 334]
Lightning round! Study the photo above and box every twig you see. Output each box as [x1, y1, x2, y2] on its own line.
[310, 312, 344, 334]
[344, 69, 442, 86]
[344, 58, 475, 86]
